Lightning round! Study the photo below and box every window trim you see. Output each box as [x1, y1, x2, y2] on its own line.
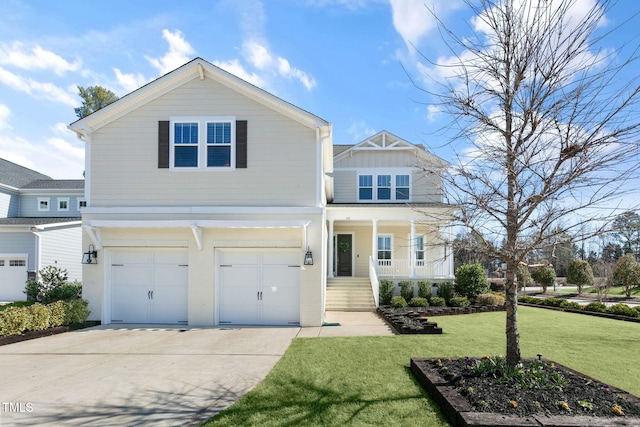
[57, 197, 70, 212]
[38, 197, 50, 212]
[77, 198, 87, 210]
[169, 116, 236, 171]
[377, 235, 393, 261]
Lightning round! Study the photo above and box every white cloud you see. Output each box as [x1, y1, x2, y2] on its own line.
[346, 120, 376, 142]
[0, 42, 82, 76]
[0, 132, 84, 179]
[146, 29, 195, 76]
[213, 59, 266, 88]
[0, 104, 12, 130]
[113, 68, 148, 92]
[0, 66, 77, 106]
[240, 40, 317, 91]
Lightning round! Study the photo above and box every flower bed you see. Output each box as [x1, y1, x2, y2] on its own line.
[411, 357, 640, 426]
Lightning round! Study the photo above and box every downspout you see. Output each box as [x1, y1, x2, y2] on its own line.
[31, 227, 42, 275]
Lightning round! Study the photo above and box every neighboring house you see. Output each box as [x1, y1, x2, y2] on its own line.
[69, 57, 454, 327]
[0, 159, 83, 301]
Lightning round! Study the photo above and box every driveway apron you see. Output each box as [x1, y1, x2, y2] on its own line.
[0, 324, 300, 426]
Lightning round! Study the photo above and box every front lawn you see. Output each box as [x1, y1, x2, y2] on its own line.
[203, 306, 640, 426]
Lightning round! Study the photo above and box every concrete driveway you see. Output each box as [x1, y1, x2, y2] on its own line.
[0, 324, 301, 426]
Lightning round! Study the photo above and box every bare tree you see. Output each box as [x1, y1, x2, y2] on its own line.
[420, 0, 640, 365]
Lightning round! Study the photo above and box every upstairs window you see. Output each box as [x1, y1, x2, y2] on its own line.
[358, 175, 373, 200]
[57, 198, 70, 212]
[357, 173, 411, 202]
[377, 175, 391, 200]
[38, 197, 50, 212]
[170, 116, 235, 170]
[396, 175, 410, 200]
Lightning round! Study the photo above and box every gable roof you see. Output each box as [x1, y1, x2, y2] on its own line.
[333, 130, 448, 168]
[69, 57, 330, 139]
[0, 158, 52, 189]
[20, 179, 84, 190]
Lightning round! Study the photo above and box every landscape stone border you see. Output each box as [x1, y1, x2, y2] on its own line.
[410, 357, 640, 427]
[0, 321, 100, 346]
[519, 303, 640, 323]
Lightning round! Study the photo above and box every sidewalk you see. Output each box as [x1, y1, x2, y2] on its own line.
[296, 311, 395, 337]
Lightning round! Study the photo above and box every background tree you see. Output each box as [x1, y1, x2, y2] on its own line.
[591, 260, 614, 302]
[421, 0, 640, 365]
[613, 254, 640, 298]
[611, 211, 640, 258]
[74, 85, 119, 118]
[566, 259, 594, 294]
[515, 263, 531, 291]
[530, 263, 556, 293]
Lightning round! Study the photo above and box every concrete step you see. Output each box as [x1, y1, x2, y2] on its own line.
[326, 277, 375, 311]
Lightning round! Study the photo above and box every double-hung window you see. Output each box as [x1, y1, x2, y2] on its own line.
[171, 116, 235, 170]
[415, 235, 425, 265]
[396, 175, 410, 200]
[377, 235, 392, 261]
[358, 175, 373, 200]
[377, 175, 391, 200]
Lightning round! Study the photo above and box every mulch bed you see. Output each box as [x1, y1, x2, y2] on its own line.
[411, 357, 640, 426]
[0, 321, 100, 346]
[377, 305, 506, 334]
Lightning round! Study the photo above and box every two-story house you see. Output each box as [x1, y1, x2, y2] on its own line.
[0, 159, 83, 301]
[69, 57, 454, 327]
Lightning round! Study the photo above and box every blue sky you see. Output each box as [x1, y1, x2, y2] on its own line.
[0, 0, 638, 179]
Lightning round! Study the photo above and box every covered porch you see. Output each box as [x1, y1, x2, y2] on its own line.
[326, 205, 455, 281]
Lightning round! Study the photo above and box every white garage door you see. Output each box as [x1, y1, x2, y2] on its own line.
[0, 257, 28, 301]
[219, 249, 300, 326]
[111, 249, 188, 324]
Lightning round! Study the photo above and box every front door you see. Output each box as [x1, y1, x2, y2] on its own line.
[336, 234, 353, 276]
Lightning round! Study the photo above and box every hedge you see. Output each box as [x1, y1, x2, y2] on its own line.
[0, 300, 90, 337]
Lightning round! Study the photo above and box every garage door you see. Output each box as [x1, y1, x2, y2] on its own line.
[111, 249, 188, 324]
[0, 257, 28, 301]
[219, 249, 300, 326]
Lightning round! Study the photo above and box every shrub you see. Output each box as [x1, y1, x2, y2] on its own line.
[41, 282, 81, 304]
[27, 303, 50, 331]
[0, 306, 29, 337]
[409, 297, 429, 307]
[65, 300, 90, 325]
[613, 254, 640, 298]
[518, 295, 540, 304]
[399, 281, 414, 302]
[437, 281, 455, 305]
[449, 296, 470, 307]
[379, 280, 394, 306]
[635, 306, 640, 315]
[417, 281, 431, 299]
[606, 304, 638, 318]
[559, 301, 582, 310]
[48, 301, 68, 327]
[429, 296, 446, 306]
[516, 264, 532, 290]
[530, 264, 556, 293]
[391, 296, 408, 308]
[477, 293, 505, 306]
[583, 301, 607, 313]
[0, 301, 34, 312]
[539, 297, 565, 307]
[454, 263, 489, 301]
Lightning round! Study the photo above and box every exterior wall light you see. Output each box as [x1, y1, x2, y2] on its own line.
[304, 247, 314, 265]
[82, 244, 98, 264]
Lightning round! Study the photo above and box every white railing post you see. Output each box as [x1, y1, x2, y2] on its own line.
[369, 256, 380, 307]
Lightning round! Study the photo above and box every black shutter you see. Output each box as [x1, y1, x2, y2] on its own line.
[158, 121, 169, 168]
[236, 120, 247, 168]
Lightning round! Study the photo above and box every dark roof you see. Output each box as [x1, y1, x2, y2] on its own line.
[0, 217, 81, 226]
[21, 179, 84, 190]
[0, 158, 52, 189]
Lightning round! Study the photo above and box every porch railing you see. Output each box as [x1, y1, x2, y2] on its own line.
[376, 259, 451, 278]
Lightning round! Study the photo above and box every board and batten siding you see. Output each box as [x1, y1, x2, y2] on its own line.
[39, 226, 82, 282]
[89, 78, 318, 208]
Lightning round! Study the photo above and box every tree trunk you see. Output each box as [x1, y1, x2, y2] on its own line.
[505, 263, 520, 366]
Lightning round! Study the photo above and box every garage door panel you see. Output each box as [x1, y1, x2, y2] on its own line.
[219, 250, 300, 326]
[0, 258, 28, 301]
[111, 249, 187, 324]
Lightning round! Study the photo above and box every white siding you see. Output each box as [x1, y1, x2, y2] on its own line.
[332, 170, 357, 203]
[89, 78, 318, 208]
[39, 225, 82, 282]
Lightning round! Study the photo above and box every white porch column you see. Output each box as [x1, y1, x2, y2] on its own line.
[372, 219, 378, 266]
[410, 220, 417, 278]
[328, 219, 334, 278]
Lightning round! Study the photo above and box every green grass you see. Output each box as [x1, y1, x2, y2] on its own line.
[552, 285, 640, 297]
[203, 306, 640, 426]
